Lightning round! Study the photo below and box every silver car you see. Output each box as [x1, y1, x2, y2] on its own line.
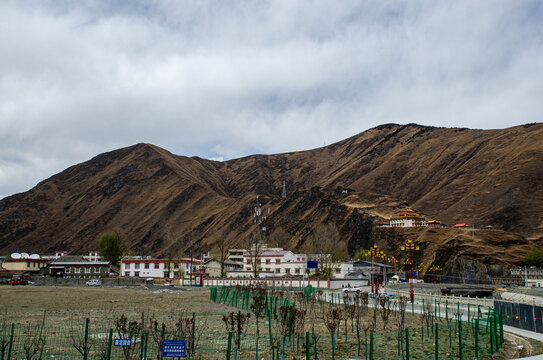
[86, 279, 102, 286]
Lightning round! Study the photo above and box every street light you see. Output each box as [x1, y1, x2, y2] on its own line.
[401, 239, 419, 303]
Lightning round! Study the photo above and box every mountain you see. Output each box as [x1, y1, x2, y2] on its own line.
[1, 123, 542, 274]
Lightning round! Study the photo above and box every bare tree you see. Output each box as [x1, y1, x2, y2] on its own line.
[379, 295, 392, 331]
[22, 311, 47, 360]
[114, 314, 142, 360]
[175, 313, 206, 359]
[0, 309, 10, 359]
[249, 293, 266, 358]
[270, 227, 291, 249]
[222, 311, 250, 354]
[148, 318, 169, 360]
[210, 242, 231, 277]
[395, 296, 408, 359]
[70, 319, 92, 360]
[321, 308, 343, 360]
[304, 224, 347, 278]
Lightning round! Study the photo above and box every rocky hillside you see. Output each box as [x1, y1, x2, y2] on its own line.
[0, 123, 542, 273]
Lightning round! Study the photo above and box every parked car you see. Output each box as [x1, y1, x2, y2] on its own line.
[86, 279, 102, 286]
[342, 285, 363, 293]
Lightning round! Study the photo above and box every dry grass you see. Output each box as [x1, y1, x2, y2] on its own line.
[0, 285, 229, 324]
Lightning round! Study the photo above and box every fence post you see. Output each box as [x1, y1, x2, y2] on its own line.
[435, 323, 439, 360]
[140, 313, 145, 360]
[6, 323, 14, 360]
[458, 318, 462, 360]
[405, 328, 410, 360]
[475, 318, 479, 359]
[370, 332, 374, 360]
[306, 331, 310, 360]
[191, 312, 196, 354]
[499, 311, 504, 347]
[106, 328, 113, 360]
[84, 318, 89, 359]
[489, 316, 494, 354]
[226, 332, 232, 360]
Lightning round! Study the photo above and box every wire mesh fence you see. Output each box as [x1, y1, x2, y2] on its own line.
[0, 286, 505, 359]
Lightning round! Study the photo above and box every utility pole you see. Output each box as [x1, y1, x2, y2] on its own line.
[282, 181, 286, 199]
[251, 196, 263, 278]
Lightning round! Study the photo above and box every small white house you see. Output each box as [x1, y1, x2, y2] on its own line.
[121, 258, 201, 278]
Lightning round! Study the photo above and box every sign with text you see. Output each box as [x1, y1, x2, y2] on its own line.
[162, 339, 187, 358]
[114, 339, 132, 347]
[307, 260, 318, 269]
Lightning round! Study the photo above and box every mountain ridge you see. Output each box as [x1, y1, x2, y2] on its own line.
[1, 123, 542, 273]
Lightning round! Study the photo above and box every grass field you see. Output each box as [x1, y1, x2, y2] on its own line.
[0, 285, 225, 324]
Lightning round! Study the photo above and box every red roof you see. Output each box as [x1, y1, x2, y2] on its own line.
[453, 223, 471, 228]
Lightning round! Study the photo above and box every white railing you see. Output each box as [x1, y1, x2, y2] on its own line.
[392, 289, 494, 307]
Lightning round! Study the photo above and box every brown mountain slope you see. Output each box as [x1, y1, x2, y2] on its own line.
[0, 123, 542, 273]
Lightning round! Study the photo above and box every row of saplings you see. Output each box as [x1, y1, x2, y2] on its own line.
[215, 285, 459, 360]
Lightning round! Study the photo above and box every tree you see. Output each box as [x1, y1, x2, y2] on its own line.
[524, 247, 543, 268]
[304, 224, 347, 278]
[269, 227, 290, 249]
[98, 232, 127, 266]
[210, 242, 230, 278]
[353, 248, 371, 261]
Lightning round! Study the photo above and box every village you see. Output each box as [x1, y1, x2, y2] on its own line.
[1, 209, 540, 289]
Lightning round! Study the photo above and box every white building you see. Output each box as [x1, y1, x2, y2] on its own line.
[388, 208, 427, 228]
[333, 262, 354, 279]
[121, 258, 202, 278]
[82, 252, 102, 262]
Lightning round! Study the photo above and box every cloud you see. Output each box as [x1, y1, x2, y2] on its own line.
[1, 0, 542, 198]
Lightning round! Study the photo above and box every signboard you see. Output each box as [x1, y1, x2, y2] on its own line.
[411, 271, 417, 277]
[114, 339, 132, 347]
[162, 339, 187, 358]
[307, 260, 318, 269]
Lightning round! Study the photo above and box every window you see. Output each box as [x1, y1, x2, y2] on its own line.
[295, 268, 300, 274]
[135, 263, 140, 269]
[285, 268, 290, 274]
[275, 259, 280, 265]
[134, 271, 139, 277]
[75, 267, 81, 273]
[95, 267, 100, 273]
[266, 259, 271, 265]
[266, 268, 270, 272]
[335, 268, 341, 274]
[124, 272, 129, 276]
[247, 267, 252, 271]
[85, 267, 91, 273]
[65, 267, 71, 273]
[275, 269, 280, 273]
[145, 263, 150, 269]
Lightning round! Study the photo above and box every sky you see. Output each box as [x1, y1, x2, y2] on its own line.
[1, 1, 542, 200]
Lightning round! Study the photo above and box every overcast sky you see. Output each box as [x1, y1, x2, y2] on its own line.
[1, 1, 542, 199]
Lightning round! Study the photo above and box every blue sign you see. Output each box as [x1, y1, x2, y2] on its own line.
[307, 260, 318, 269]
[114, 339, 132, 347]
[411, 271, 417, 277]
[162, 339, 187, 358]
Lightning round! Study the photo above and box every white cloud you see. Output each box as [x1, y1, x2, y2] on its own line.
[0, 0, 542, 198]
